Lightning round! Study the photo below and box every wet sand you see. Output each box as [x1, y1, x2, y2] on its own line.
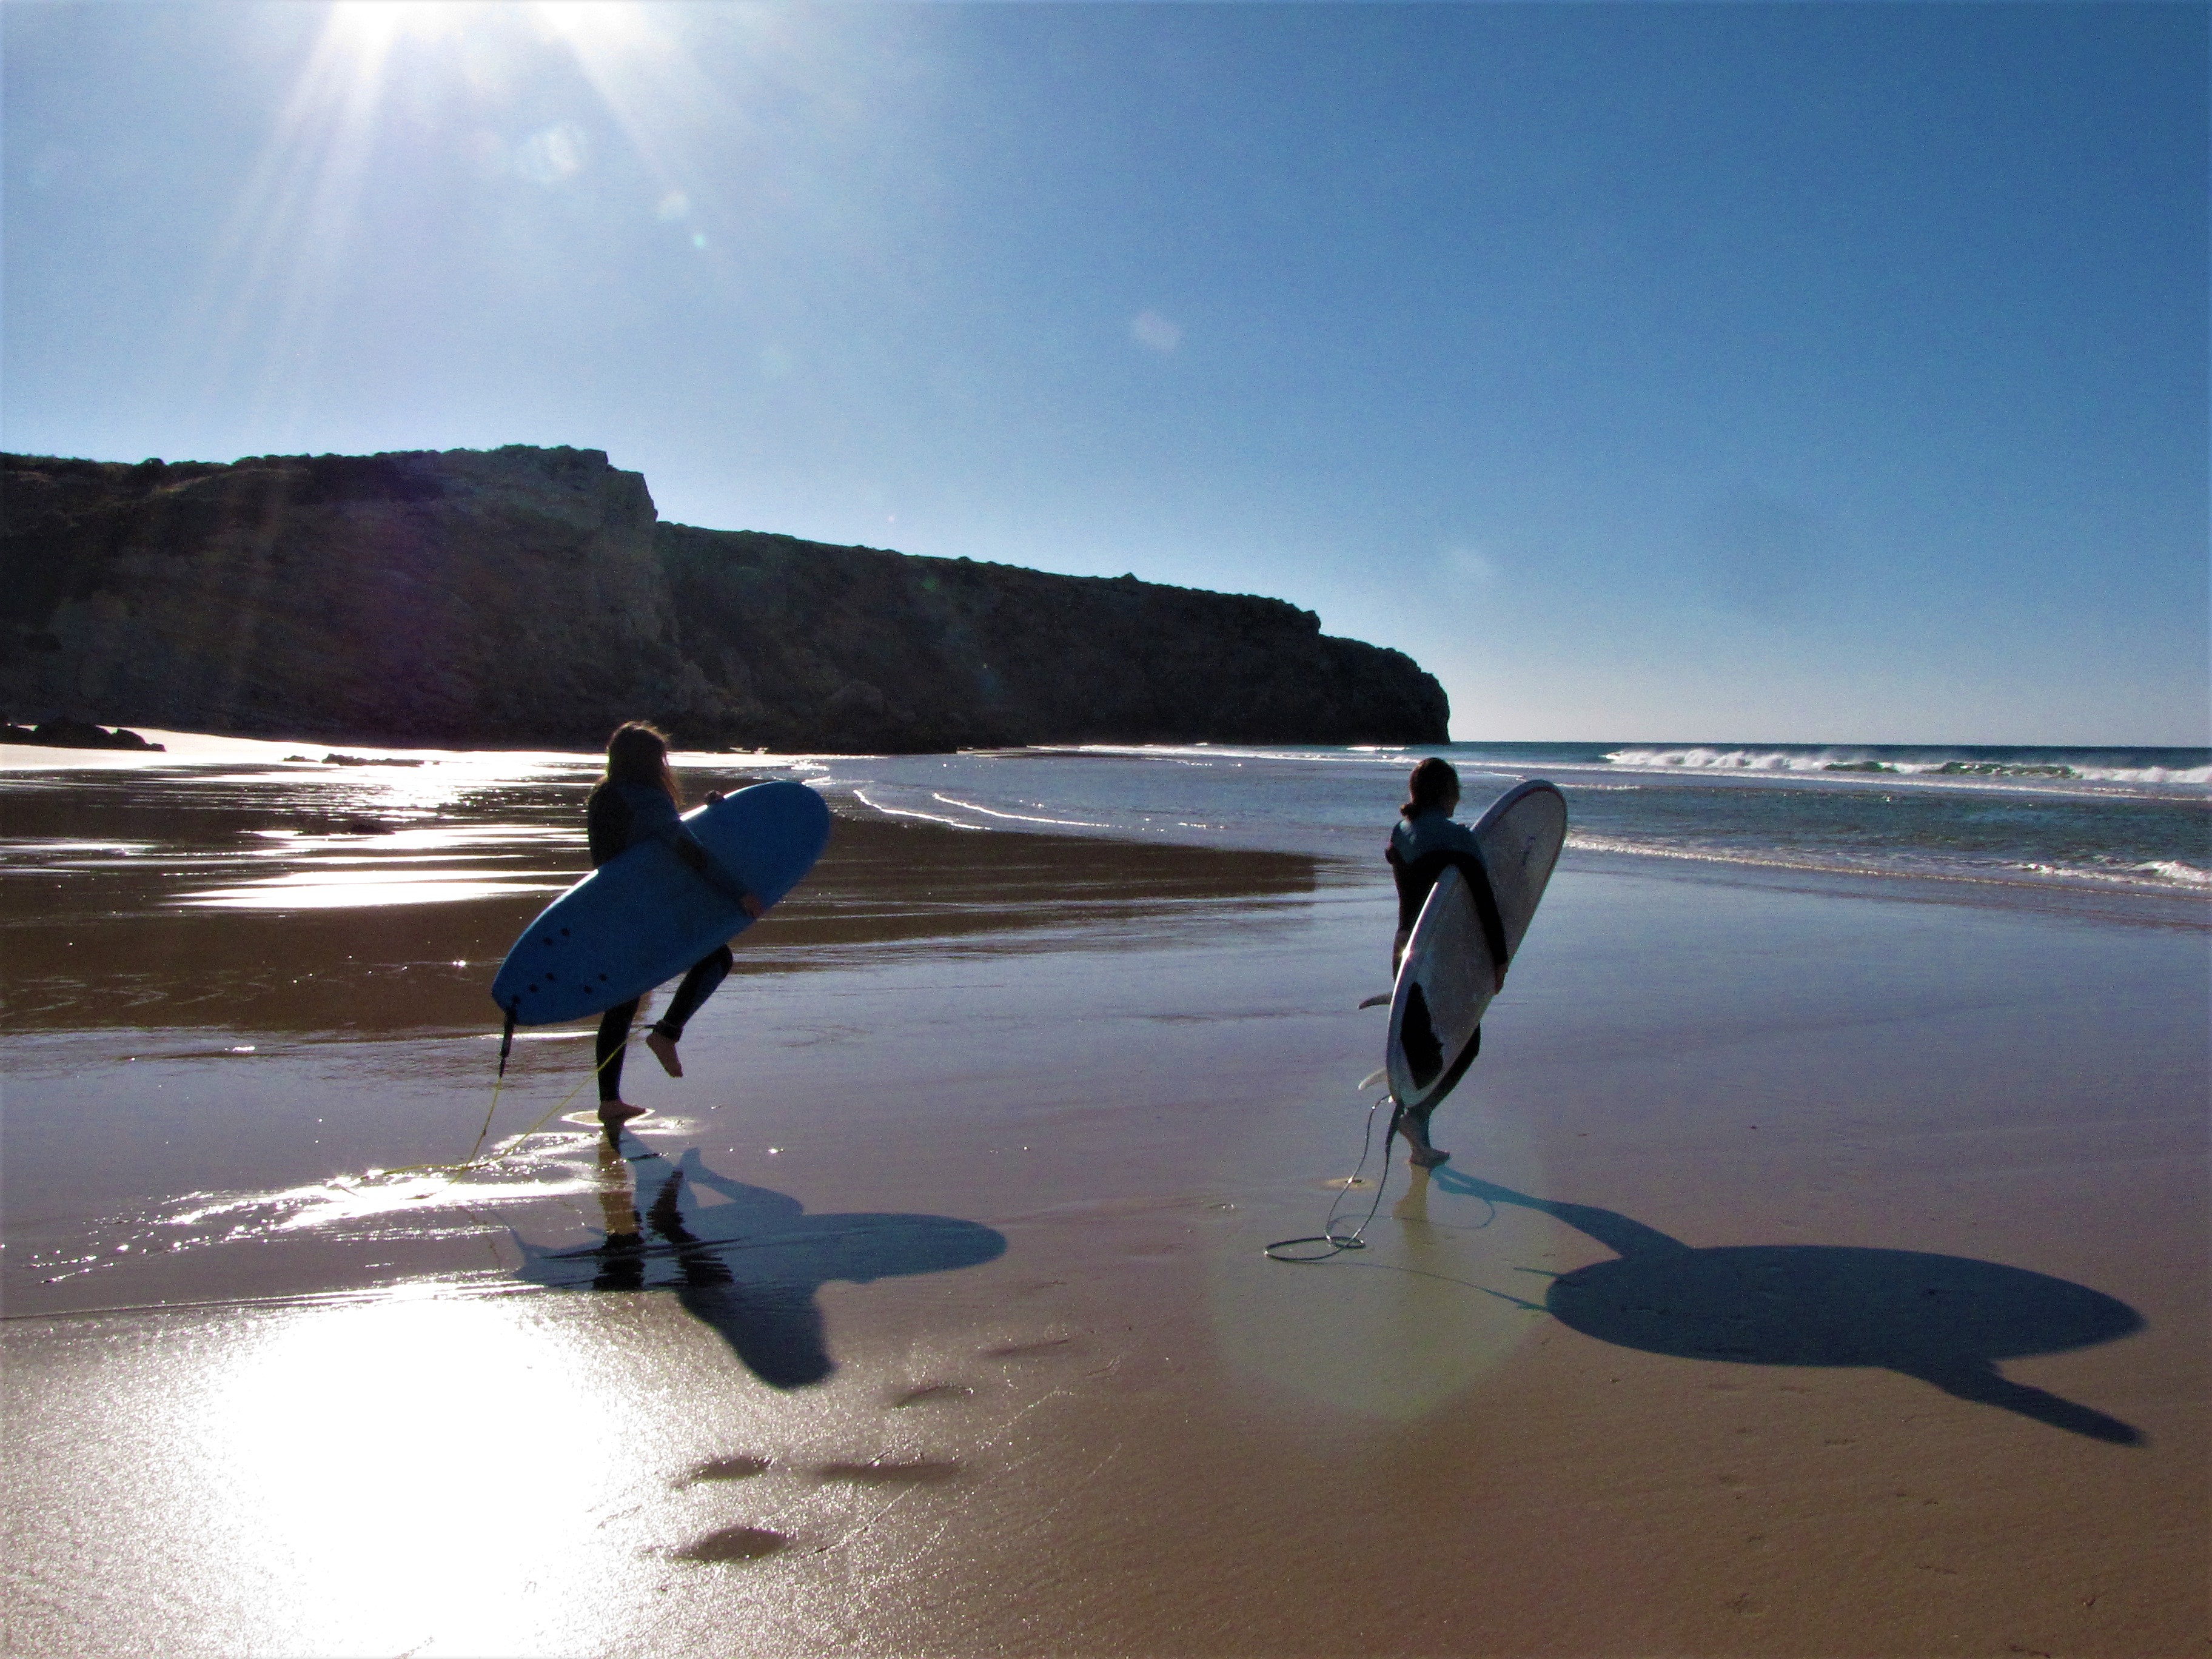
[3, 744, 2205, 1656]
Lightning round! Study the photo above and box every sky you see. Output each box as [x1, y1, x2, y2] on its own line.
[4, 1, 2205, 744]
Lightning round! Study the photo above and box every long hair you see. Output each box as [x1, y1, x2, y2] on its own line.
[1401, 756, 1460, 820]
[604, 721, 680, 804]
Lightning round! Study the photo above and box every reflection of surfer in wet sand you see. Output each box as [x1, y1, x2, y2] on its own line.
[586, 723, 763, 1133]
[588, 1138, 736, 1301]
[541, 1140, 1008, 1389]
[1386, 757, 1509, 1168]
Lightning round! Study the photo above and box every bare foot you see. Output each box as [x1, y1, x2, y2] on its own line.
[598, 1099, 647, 1133]
[646, 1030, 684, 1078]
[1393, 1102, 1449, 1167]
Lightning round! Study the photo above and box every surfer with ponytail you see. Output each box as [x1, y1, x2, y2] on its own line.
[586, 722, 763, 1130]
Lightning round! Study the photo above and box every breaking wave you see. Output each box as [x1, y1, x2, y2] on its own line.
[1603, 747, 2211, 788]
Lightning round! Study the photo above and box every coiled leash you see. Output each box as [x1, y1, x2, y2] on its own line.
[1264, 1076, 1404, 1262]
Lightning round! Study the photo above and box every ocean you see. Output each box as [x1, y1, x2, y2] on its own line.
[793, 742, 2211, 907]
[3, 738, 2205, 934]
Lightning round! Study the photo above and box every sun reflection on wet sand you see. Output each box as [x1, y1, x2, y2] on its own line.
[185, 870, 572, 909]
[196, 1289, 644, 1654]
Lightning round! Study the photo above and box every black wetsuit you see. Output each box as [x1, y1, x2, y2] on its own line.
[588, 781, 737, 1103]
[1385, 810, 1509, 1093]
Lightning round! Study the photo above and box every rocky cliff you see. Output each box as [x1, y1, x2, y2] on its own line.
[2, 446, 1448, 751]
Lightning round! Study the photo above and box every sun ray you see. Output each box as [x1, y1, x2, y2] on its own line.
[163, 1, 794, 449]
[171, 7, 404, 442]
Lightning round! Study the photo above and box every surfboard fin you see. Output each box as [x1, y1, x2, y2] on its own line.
[1357, 992, 1391, 1009]
[497, 1000, 518, 1078]
[1358, 1068, 1388, 1091]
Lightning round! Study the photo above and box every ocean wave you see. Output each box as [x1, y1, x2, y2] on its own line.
[2073, 765, 2212, 786]
[1602, 747, 2211, 788]
[2137, 860, 2212, 886]
[1604, 746, 2087, 778]
[850, 788, 987, 831]
[1606, 747, 1841, 773]
[930, 792, 1111, 830]
[1567, 830, 2212, 897]
[2010, 859, 2212, 890]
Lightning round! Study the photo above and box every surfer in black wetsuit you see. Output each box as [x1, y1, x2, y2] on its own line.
[588, 722, 763, 1132]
[1384, 757, 1509, 1168]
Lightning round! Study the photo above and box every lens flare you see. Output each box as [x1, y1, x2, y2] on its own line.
[326, 0, 467, 50]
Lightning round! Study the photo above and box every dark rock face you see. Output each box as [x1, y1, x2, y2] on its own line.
[0, 719, 163, 751]
[2, 446, 680, 746]
[2, 446, 1449, 751]
[659, 526, 1448, 751]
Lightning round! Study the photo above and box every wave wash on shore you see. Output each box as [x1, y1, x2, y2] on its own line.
[793, 741, 2210, 906]
[4, 729, 2201, 911]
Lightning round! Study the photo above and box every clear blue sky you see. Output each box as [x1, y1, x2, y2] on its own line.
[5, 2, 2205, 743]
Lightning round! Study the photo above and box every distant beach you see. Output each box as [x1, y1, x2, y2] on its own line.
[3, 732, 2204, 1655]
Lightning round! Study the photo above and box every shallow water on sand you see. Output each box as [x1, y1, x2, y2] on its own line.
[799, 741, 2212, 903]
[0, 752, 1329, 1318]
[1, 755, 1329, 1036]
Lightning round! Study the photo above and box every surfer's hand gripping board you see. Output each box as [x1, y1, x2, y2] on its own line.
[491, 780, 831, 1027]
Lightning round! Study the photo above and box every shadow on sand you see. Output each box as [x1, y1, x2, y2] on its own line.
[1424, 1167, 2145, 1444]
[515, 1141, 1007, 1390]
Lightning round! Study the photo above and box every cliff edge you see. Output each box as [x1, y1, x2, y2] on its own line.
[1, 446, 1449, 751]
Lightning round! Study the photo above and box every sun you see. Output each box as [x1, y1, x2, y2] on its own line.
[324, 1, 649, 56]
[187, 0, 700, 431]
[324, 1, 468, 53]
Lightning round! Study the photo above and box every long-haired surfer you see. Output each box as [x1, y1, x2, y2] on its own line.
[1384, 756, 1509, 1167]
[586, 722, 763, 1131]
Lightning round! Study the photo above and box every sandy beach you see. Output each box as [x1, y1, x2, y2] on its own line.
[3, 740, 2204, 1657]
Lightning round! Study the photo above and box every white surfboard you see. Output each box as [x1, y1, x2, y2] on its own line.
[1386, 779, 1567, 1111]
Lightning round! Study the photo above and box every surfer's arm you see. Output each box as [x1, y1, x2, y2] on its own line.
[667, 828, 765, 916]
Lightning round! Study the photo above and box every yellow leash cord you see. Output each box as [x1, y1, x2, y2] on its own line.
[346, 1033, 637, 1190]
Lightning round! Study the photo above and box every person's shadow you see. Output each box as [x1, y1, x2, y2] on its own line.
[515, 1140, 1007, 1390]
[1424, 1167, 2145, 1444]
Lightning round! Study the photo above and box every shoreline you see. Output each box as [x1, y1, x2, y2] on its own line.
[4, 725, 2204, 919]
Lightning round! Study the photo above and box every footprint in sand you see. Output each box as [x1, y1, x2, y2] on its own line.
[891, 1382, 972, 1408]
[679, 1455, 771, 1484]
[671, 1525, 790, 1563]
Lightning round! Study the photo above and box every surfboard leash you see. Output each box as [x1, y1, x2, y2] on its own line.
[1263, 1090, 1400, 1262]
[454, 1022, 640, 1168]
[362, 1021, 642, 1186]
[455, 983, 675, 1167]
[462, 997, 523, 1165]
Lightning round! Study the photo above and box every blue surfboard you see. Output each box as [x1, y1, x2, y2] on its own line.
[491, 780, 831, 1027]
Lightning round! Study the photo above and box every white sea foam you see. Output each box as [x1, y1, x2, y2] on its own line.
[851, 788, 985, 830]
[1601, 747, 2211, 791]
[2130, 860, 2211, 887]
[1607, 746, 1831, 773]
[1603, 746, 2079, 779]
[931, 793, 1111, 830]
[1570, 833, 2212, 898]
[2008, 860, 2212, 893]
[2075, 765, 2212, 786]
